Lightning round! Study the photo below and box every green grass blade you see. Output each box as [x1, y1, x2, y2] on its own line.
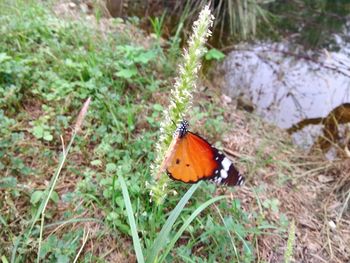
[0, 214, 6, 225]
[119, 175, 145, 263]
[159, 195, 227, 262]
[1, 255, 9, 263]
[215, 206, 239, 261]
[146, 182, 201, 263]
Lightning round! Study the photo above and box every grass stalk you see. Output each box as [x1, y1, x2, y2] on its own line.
[36, 97, 91, 262]
[337, 189, 350, 222]
[215, 205, 240, 261]
[146, 182, 201, 263]
[119, 175, 145, 263]
[284, 219, 295, 263]
[159, 195, 227, 262]
[10, 98, 91, 263]
[36, 133, 76, 262]
[73, 227, 91, 263]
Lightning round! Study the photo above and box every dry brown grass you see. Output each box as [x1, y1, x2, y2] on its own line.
[213, 97, 350, 262]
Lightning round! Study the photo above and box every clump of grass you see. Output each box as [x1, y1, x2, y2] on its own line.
[211, 0, 273, 41]
[125, 0, 273, 43]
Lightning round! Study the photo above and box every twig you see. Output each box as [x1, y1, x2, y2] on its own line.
[73, 227, 91, 263]
[337, 189, 350, 222]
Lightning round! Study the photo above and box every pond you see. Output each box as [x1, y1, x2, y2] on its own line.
[219, 37, 350, 154]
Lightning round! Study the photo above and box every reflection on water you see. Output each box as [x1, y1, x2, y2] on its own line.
[220, 41, 350, 150]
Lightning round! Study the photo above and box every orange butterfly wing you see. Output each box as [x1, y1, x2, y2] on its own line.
[166, 132, 218, 183]
[165, 120, 244, 186]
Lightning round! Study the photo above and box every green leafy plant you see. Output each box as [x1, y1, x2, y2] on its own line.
[205, 48, 225, 61]
[38, 231, 83, 263]
[115, 45, 158, 79]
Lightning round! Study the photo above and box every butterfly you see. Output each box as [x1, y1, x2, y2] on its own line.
[162, 120, 244, 187]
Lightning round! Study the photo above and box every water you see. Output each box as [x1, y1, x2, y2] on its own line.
[220, 40, 350, 149]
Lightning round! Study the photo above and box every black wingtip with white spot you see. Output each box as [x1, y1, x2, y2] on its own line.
[209, 150, 244, 187]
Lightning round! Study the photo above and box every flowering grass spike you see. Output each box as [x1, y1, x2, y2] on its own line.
[150, 5, 215, 203]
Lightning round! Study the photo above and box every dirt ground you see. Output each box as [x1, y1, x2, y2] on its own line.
[217, 103, 350, 262]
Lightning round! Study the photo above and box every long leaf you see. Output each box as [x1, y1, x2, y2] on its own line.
[119, 175, 145, 263]
[160, 195, 227, 262]
[146, 182, 201, 263]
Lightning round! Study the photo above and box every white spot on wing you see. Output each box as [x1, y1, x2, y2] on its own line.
[222, 158, 231, 171]
[237, 175, 244, 185]
[220, 169, 228, 179]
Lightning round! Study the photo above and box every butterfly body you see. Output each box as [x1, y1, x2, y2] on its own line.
[165, 120, 244, 187]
